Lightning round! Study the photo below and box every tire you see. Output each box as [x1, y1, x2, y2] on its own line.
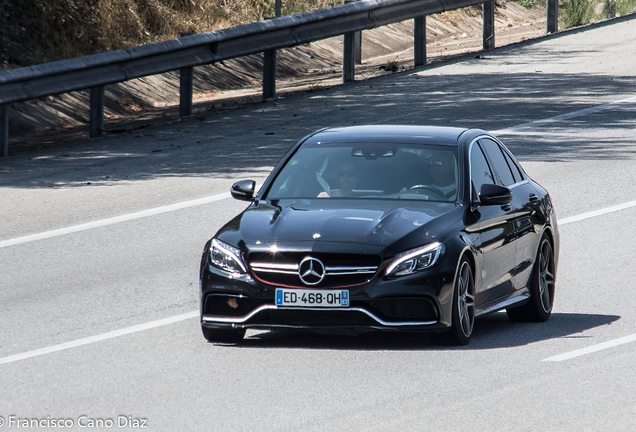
[507, 235, 556, 322]
[449, 257, 476, 345]
[201, 326, 246, 343]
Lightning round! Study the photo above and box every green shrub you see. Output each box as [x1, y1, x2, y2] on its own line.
[561, 0, 594, 28]
[561, 0, 634, 29]
[602, 0, 617, 18]
[616, 0, 636, 15]
[517, 0, 536, 9]
[383, 60, 399, 72]
[514, 0, 546, 8]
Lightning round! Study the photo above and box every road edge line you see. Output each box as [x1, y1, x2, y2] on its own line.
[0, 192, 231, 249]
[558, 199, 636, 225]
[0, 311, 199, 365]
[542, 333, 636, 362]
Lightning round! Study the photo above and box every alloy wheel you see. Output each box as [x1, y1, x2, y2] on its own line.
[457, 261, 476, 337]
[538, 239, 555, 313]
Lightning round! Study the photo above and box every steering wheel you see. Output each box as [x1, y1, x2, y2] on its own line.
[408, 184, 449, 200]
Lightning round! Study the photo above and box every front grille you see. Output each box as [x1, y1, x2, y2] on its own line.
[248, 252, 381, 288]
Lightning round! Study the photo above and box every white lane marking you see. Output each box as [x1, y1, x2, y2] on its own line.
[3, 195, 636, 364]
[542, 333, 636, 362]
[559, 199, 636, 225]
[1, 95, 635, 364]
[372, 93, 636, 133]
[3, 94, 635, 251]
[8, 174, 632, 249]
[0, 311, 199, 365]
[492, 95, 636, 135]
[0, 192, 231, 249]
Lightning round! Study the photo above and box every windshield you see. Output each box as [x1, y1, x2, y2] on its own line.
[266, 142, 459, 202]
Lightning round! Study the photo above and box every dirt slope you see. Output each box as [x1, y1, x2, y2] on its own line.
[4, 1, 547, 155]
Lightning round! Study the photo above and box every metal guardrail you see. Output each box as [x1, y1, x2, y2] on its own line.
[0, 0, 559, 157]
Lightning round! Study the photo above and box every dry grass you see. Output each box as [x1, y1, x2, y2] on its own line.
[1, 0, 342, 67]
[97, 0, 341, 49]
[4, 0, 633, 68]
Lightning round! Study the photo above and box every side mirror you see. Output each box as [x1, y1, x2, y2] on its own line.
[231, 180, 256, 201]
[479, 184, 513, 206]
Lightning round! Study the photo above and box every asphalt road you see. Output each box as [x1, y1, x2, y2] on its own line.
[1, 15, 636, 432]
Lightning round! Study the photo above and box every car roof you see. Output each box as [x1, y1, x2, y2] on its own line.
[304, 125, 468, 146]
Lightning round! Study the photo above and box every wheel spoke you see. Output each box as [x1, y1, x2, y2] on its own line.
[541, 283, 551, 310]
[545, 270, 555, 283]
[462, 305, 473, 334]
[460, 268, 469, 295]
[456, 261, 475, 337]
[541, 248, 550, 271]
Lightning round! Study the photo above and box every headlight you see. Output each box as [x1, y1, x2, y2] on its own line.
[386, 242, 443, 277]
[209, 239, 247, 274]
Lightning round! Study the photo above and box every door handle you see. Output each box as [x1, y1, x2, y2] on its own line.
[529, 194, 539, 204]
[501, 204, 512, 211]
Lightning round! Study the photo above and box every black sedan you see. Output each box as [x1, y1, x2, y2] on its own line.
[199, 125, 559, 345]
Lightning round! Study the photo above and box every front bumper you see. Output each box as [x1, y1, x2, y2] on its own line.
[200, 252, 458, 333]
[201, 304, 438, 330]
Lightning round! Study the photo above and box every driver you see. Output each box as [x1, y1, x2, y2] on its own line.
[429, 152, 457, 199]
[318, 162, 358, 197]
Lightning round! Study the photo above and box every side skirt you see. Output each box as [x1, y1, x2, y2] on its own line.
[475, 289, 530, 317]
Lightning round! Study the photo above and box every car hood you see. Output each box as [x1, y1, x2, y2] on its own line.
[218, 199, 461, 249]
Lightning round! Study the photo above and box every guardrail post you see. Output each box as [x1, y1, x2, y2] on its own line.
[483, 1, 495, 50]
[263, 16, 277, 100]
[89, 86, 105, 138]
[275, 0, 282, 17]
[179, 33, 194, 117]
[263, 50, 277, 100]
[1, 104, 8, 157]
[547, 0, 558, 33]
[344, 0, 362, 64]
[343, 32, 356, 83]
[414, 16, 426, 67]
[180, 66, 193, 117]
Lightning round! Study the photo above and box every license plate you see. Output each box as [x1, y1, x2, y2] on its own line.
[275, 288, 349, 307]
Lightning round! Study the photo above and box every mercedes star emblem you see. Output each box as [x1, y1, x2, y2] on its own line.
[298, 257, 325, 286]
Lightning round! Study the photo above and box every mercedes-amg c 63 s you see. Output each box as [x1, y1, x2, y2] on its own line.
[199, 125, 559, 345]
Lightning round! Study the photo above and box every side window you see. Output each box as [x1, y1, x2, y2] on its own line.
[501, 148, 524, 182]
[479, 139, 515, 187]
[470, 143, 494, 194]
